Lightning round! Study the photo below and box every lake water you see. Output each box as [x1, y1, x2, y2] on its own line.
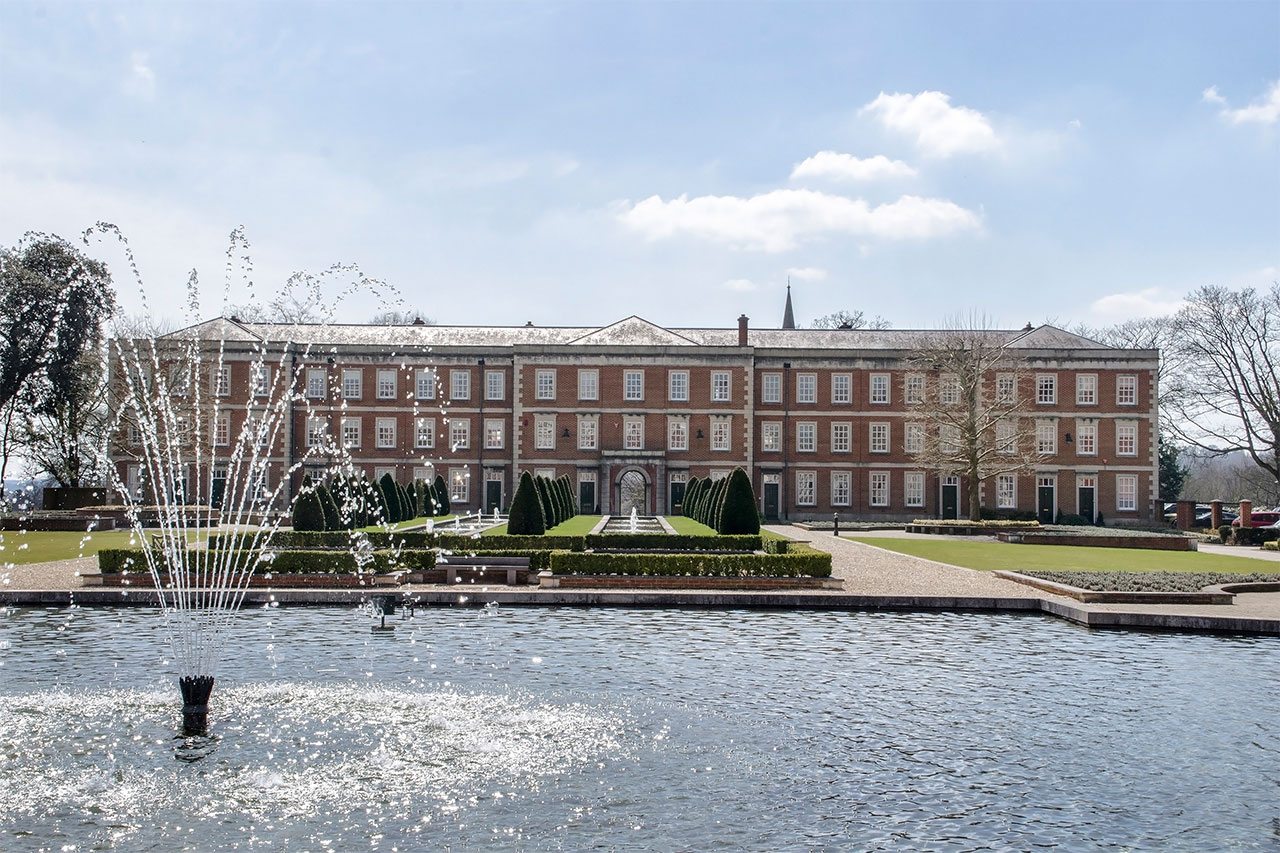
[0, 605, 1276, 850]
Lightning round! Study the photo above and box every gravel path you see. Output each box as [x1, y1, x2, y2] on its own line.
[1, 556, 96, 591]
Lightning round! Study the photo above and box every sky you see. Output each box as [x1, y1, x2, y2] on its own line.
[1, 1, 1277, 331]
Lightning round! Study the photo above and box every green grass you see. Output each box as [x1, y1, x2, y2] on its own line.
[846, 536, 1269, 574]
[482, 515, 602, 537]
[358, 514, 456, 533]
[663, 516, 717, 536]
[0, 529, 204, 565]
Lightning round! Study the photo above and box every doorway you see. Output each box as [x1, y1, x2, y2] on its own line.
[1037, 475, 1057, 524]
[763, 476, 780, 521]
[669, 479, 686, 515]
[618, 470, 648, 515]
[1077, 475, 1096, 524]
[485, 479, 503, 514]
[579, 479, 596, 514]
[941, 476, 959, 520]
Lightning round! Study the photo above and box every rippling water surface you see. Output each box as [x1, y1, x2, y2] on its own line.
[0, 605, 1276, 850]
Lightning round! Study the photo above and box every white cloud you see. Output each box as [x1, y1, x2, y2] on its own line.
[123, 51, 156, 99]
[859, 91, 1000, 158]
[1068, 119, 1082, 130]
[785, 267, 827, 281]
[1201, 85, 1226, 106]
[790, 151, 917, 182]
[1089, 288, 1185, 321]
[722, 278, 757, 292]
[1206, 80, 1280, 126]
[618, 189, 981, 252]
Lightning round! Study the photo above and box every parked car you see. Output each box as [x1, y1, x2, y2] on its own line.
[1233, 510, 1280, 527]
[1198, 510, 1237, 527]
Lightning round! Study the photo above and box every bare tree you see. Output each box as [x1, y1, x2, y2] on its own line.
[906, 319, 1040, 521]
[368, 309, 435, 325]
[810, 310, 890, 330]
[1072, 315, 1180, 407]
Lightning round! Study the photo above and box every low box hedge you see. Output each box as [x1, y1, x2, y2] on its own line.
[209, 531, 441, 551]
[910, 519, 1041, 529]
[584, 533, 761, 551]
[461, 534, 587, 551]
[549, 545, 830, 578]
[99, 547, 436, 575]
[443, 548, 557, 571]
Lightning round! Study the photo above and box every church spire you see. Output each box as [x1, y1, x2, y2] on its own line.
[782, 281, 796, 330]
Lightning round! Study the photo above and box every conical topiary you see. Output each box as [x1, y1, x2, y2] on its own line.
[535, 476, 556, 528]
[683, 477, 701, 517]
[317, 483, 340, 531]
[379, 473, 402, 523]
[717, 467, 760, 534]
[507, 471, 546, 535]
[433, 474, 451, 516]
[291, 476, 326, 531]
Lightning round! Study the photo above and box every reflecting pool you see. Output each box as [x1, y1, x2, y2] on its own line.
[0, 606, 1276, 850]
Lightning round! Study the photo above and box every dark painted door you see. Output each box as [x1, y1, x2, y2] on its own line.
[1038, 486, 1055, 523]
[941, 484, 959, 519]
[670, 481, 686, 515]
[579, 481, 596, 514]
[485, 481, 502, 513]
[763, 483, 780, 520]
[1078, 487, 1095, 524]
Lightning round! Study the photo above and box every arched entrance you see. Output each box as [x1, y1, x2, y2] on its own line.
[617, 469, 649, 515]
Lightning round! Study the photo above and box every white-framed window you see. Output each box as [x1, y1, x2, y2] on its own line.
[668, 370, 689, 402]
[415, 417, 435, 449]
[832, 373, 851, 405]
[213, 365, 231, 396]
[941, 424, 961, 454]
[796, 421, 817, 453]
[215, 412, 231, 447]
[536, 369, 556, 400]
[996, 373, 1016, 404]
[342, 369, 362, 399]
[578, 369, 598, 401]
[1116, 474, 1137, 511]
[709, 469, 731, 482]
[796, 471, 816, 506]
[450, 369, 470, 400]
[534, 467, 556, 482]
[126, 423, 141, 446]
[416, 368, 436, 400]
[710, 416, 731, 451]
[831, 471, 851, 506]
[668, 416, 688, 451]
[624, 369, 644, 401]
[869, 472, 889, 507]
[711, 371, 731, 402]
[1116, 420, 1138, 456]
[870, 373, 890, 404]
[450, 467, 470, 503]
[341, 416, 361, 448]
[1117, 374, 1138, 406]
[762, 373, 781, 403]
[904, 374, 924, 405]
[1076, 374, 1097, 406]
[905, 422, 924, 455]
[484, 419, 504, 450]
[1036, 373, 1057, 405]
[1036, 419, 1057, 454]
[305, 416, 325, 447]
[761, 422, 782, 452]
[796, 373, 816, 404]
[304, 368, 325, 399]
[831, 422, 851, 453]
[578, 414, 598, 450]
[869, 422, 889, 453]
[412, 465, 434, 483]
[624, 415, 644, 450]
[449, 418, 470, 450]
[534, 416, 555, 450]
[485, 369, 504, 401]
[377, 369, 396, 400]
[376, 417, 396, 449]
[251, 364, 270, 397]
[996, 419, 1017, 455]
[1076, 420, 1097, 456]
[996, 474, 1017, 509]
[940, 374, 960, 406]
[904, 472, 925, 507]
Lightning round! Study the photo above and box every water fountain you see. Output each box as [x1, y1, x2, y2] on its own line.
[629, 506, 638, 533]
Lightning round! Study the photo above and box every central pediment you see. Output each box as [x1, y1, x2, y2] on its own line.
[568, 315, 701, 347]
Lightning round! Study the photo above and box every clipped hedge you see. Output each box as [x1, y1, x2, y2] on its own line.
[910, 519, 1042, 529]
[99, 547, 436, 575]
[446, 548, 557, 571]
[460, 534, 586, 551]
[209, 531, 439, 551]
[549, 545, 830, 578]
[97, 548, 165, 574]
[584, 533, 761, 552]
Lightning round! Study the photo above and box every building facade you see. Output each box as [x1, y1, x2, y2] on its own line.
[121, 306, 1160, 523]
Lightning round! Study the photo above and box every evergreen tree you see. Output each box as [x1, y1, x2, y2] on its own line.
[557, 475, 575, 518]
[717, 467, 760, 534]
[379, 473, 403, 523]
[684, 477, 702, 517]
[423, 479, 439, 516]
[433, 474, 451, 516]
[291, 476, 326, 531]
[367, 476, 388, 525]
[535, 476, 557, 528]
[398, 482, 413, 520]
[507, 471, 547, 535]
[317, 483, 340, 531]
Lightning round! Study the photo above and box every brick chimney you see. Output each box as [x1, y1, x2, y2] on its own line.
[737, 314, 749, 346]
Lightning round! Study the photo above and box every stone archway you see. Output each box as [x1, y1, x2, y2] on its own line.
[618, 469, 649, 515]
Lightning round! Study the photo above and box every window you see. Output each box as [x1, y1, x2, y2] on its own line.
[377, 369, 396, 400]
[668, 416, 688, 451]
[578, 369, 598, 401]
[126, 423, 141, 446]
[1036, 374, 1057, 405]
[534, 416, 555, 450]
[1076, 374, 1097, 406]
[1076, 420, 1097, 456]
[796, 471, 816, 505]
[485, 370, 504, 401]
[484, 419, 504, 450]
[1116, 475, 1137, 511]
[796, 373, 816, 404]
[905, 422, 924, 454]
[904, 472, 925, 507]
[996, 419, 1017, 455]
[412, 465, 434, 483]
[215, 412, 231, 447]
[251, 365, 270, 397]
[624, 370, 644, 401]
[1116, 420, 1138, 456]
[624, 416, 644, 449]
[832, 374, 851, 405]
[450, 369, 470, 400]
[869, 472, 889, 507]
[342, 369, 362, 400]
[1036, 419, 1057, 454]
[996, 373, 1016, 405]
[450, 467, 470, 503]
[940, 424, 961, 454]
[536, 369, 556, 400]
[797, 422, 816, 452]
[416, 368, 436, 400]
[415, 418, 435, 449]
[831, 422, 851, 453]
[449, 418, 470, 450]
[904, 374, 924, 405]
[668, 370, 689, 402]
[831, 471, 851, 506]
[710, 416, 731, 451]
[940, 374, 960, 406]
[214, 365, 231, 396]
[376, 417, 396, 449]
[534, 467, 556, 481]
[341, 416, 361, 448]
[996, 474, 1017, 509]
[761, 422, 782, 452]
[711, 371, 730, 402]
[305, 368, 325, 399]
[578, 415, 598, 450]
[869, 422, 889, 453]
[762, 373, 781, 403]
[1117, 374, 1138, 406]
[305, 416, 325, 447]
[870, 373, 890, 404]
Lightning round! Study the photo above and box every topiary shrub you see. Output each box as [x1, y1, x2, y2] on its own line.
[316, 484, 340, 531]
[535, 476, 557, 528]
[291, 476, 326, 531]
[379, 473, 402, 523]
[682, 477, 701, 517]
[718, 467, 760, 534]
[557, 475, 575, 518]
[433, 474, 451, 516]
[507, 471, 546, 535]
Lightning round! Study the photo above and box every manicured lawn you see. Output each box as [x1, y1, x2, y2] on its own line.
[482, 515, 602, 537]
[663, 516, 717, 536]
[0, 529, 203, 565]
[846, 536, 1268, 574]
[359, 514, 456, 532]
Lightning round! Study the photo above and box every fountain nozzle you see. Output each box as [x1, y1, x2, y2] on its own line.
[179, 675, 215, 735]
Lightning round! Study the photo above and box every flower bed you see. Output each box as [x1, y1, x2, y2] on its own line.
[1, 513, 117, 532]
[995, 531, 1196, 551]
[1021, 569, 1280, 593]
[905, 520, 1041, 536]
